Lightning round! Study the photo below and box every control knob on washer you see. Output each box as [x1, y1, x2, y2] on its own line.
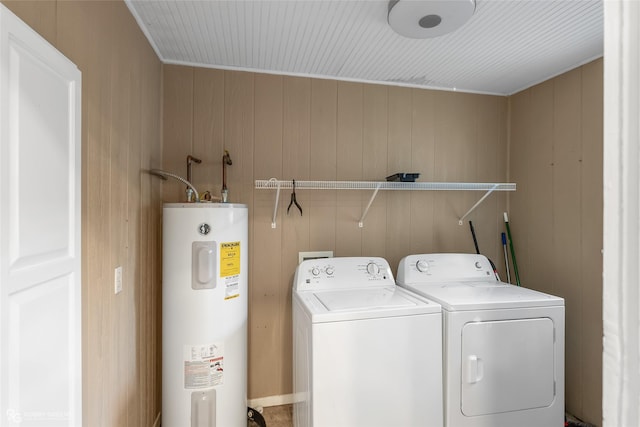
[416, 260, 429, 272]
[366, 262, 380, 275]
[325, 266, 335, 275]
[311, 267, 320, 276]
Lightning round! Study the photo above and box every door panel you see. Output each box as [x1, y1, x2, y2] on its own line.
[9, 39, 73, 268]
[1, 4, 82, 426]
[9, 275, 75, 424]
[461, 318, 555, 416]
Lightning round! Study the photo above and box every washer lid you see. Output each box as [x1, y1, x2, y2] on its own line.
[399, 281, 564, 311]
[316, 287, 414, 311]
[295, 286, 441, 322]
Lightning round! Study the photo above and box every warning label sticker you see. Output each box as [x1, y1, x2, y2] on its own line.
[220, 241, 240, 277]
[184, 342, 224, 389]
[224, 275, 240, 300]
[220, 241, 241, 300]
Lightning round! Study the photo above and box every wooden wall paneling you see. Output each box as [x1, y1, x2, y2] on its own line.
[309, 79, 337, 251]
[580, 59, 603, 426]
[409, 88, 436, 255]
[149, 59, 164, 427]
[361, 84, 388, 258]
[508, 60, 603, 426]
[223, 70, 254, 205]
[281, 76, 312, 273]
[162, 65, 194, 202]
[494, 99, 509, 276]
[139, 51, 160, 425]
[134, 26, 163, 424]
[552, 68, 583, 416]
[110, 7, 134, 423]
[386, 86, 413, 269]
[193, 68, 225, 199]
[123, 6, 147, 423]
[77, 3, 117, 424]
[432, 92, 473, 253]
[472, 95, 501, 270]
[124, 40, 141, 427]
[280, 76, 311, 395]
[149, 63, 164, 420]
[527, 81, 555, 294]
[2, 0, 56, 44]
[336, 81, 364, 256]
[507, 90, 531, 287]
[281, 75, 311, 264]
[251, 73, 284, 397]
[511, 89, 533, 288]
[457, 93, 482, 253]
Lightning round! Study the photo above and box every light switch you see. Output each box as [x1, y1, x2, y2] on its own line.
[115, 266, 123, 294]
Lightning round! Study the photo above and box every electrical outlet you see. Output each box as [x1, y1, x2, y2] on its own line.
[114, 266, 123, 294]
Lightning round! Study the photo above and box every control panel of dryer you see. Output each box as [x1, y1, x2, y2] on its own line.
[293, 257, 394, 291]
[396, 253, 495, 285]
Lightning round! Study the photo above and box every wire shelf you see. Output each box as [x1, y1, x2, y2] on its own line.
[255, 179, 516, 228]
[255, 179, 515, 191]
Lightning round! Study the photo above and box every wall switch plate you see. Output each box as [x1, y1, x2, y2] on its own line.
[114, 266, 123, 294]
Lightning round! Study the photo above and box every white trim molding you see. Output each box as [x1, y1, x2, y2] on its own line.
[603, 0, 640, 425]
[248, 394, 296, 409]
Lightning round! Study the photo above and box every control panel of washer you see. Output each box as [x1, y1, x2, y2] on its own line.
[293, 257, 394, 291]
[396, 253, 495, 285]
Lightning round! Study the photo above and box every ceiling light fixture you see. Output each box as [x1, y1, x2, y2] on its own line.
[388, 0, 476, 39]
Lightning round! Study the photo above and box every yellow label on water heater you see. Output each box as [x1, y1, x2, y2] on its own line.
[220, 241, 240, 277]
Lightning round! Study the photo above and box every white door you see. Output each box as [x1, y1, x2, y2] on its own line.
[0, 5, 82, 426]
[461, 318, 556, 416]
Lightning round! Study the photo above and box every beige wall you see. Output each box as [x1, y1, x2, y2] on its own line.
[162, 65, 510, 399]
[509, 58, 603, 426]
[2, 1, 164, 426]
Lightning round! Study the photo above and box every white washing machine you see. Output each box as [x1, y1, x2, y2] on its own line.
[397, 253, 565, 427]
[293, 257, 443, 427]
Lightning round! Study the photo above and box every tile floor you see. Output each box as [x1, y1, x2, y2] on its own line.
[248, 404, 293, 427]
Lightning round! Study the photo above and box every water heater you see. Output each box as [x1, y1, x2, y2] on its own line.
[162, 203, 248, 427]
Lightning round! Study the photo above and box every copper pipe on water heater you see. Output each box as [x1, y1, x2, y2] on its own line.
[186, 155, 202, 202]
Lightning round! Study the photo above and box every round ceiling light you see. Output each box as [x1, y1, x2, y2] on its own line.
[388, 0, 476, 39]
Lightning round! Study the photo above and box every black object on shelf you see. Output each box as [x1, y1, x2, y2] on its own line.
[386, 173, 420, 182]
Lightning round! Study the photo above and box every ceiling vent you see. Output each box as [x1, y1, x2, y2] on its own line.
[388, 0, 476, 39]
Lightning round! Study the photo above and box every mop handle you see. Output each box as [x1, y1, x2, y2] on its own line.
[504, 213, 521, 286]
[501, 232, 511, 284]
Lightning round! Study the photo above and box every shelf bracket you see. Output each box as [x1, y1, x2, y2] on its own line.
[458, 184, 500, 225]
[359, 183, 382, 228]
[271, 178, 281, 228]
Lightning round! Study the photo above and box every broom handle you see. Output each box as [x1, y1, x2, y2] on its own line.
[504, 213, 521, 286]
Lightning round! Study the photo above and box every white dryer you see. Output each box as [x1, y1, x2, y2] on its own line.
[397, 253, 565, 427]
[293, 257, 443, 427]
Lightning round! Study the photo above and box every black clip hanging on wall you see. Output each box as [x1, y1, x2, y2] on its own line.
[287, 179, 303, 215]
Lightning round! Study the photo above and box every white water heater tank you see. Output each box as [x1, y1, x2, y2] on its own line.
[162, 203, 248, 427]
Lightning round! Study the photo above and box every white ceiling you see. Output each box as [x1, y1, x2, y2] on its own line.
[126, 0, 603, 96]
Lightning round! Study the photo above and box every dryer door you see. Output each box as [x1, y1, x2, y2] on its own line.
[460, 318, 556, 416]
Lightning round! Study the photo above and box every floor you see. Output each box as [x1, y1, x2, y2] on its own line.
[248, 404, 293, 427]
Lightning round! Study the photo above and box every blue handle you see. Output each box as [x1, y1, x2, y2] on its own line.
[501, 232, 507, 245]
